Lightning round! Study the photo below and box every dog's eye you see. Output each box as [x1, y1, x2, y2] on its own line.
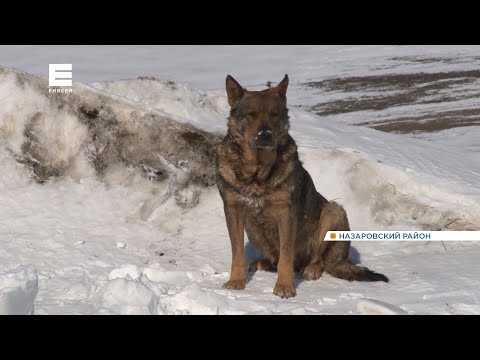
[270, 111, 279, 117]
[247, 112, 257, 118]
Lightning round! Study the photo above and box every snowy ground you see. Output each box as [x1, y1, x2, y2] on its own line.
[1, 46, 480, 315]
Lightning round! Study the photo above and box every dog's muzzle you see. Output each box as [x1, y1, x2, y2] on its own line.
[254, 127, 275, 149]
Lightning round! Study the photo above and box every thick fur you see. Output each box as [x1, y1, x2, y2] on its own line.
[216, 74, 388, 298]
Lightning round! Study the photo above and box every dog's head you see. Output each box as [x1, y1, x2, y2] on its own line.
[225, 74, 290, 151]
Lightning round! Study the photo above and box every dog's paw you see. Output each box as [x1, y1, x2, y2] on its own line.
[301, 262, 325, 280]
[273, 283, 296, 299]
[222, 278, 246, 290]
[248, 259, 276, 272]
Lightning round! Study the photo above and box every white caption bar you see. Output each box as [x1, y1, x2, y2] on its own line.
[325, 231, 480, 241]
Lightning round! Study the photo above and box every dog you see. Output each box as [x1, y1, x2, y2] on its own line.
[215, 74, 388, 298]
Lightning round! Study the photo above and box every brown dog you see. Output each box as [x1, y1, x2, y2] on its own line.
[215, 74, 388, 298]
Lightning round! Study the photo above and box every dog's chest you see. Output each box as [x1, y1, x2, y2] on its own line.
[240, 193, 266, 210]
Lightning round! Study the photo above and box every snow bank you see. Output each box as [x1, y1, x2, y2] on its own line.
[0, 66, 220, 204]
[91, 77, 228, 133]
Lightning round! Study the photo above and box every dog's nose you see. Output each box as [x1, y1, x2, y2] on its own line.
[257, 128, 272, 138]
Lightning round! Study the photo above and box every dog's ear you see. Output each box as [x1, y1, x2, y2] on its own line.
[226, 75, 245, 107]
[274, 74, 289, 98]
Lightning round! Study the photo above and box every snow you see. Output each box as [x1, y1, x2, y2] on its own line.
[90, 78, 228, 133]
[356, 298, 408, 315]
[108, 264, 142, 281]
[94, 277, 159, 315]
[1, 45, 480, 314]
[0, 265, 38, 315]
[2, 45, 480, 91]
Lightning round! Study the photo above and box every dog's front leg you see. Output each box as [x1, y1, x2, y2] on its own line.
[222, 203, 246, 290]
[273, 206, 297, 298]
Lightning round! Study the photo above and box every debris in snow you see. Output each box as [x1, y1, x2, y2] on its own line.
[116, 241, 127, 249]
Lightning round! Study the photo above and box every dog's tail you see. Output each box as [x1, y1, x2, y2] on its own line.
[325, 259, 389, 282]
